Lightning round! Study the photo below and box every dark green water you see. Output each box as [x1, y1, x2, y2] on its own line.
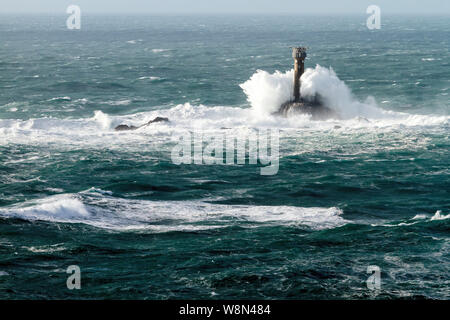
[0, 15, 449, 299]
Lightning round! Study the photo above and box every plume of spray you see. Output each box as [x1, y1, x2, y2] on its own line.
[240, 69, 293, 116]
[240, 64, 386, 120]
[300, 65, 382, 119]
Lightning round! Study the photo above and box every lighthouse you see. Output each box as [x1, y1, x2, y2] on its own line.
[276, 46, 336, 120]
[292, 47, 307, 102]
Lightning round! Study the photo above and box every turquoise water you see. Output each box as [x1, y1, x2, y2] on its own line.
[0, 15, 449, 299]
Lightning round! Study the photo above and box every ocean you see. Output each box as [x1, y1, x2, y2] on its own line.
[0, 14, 449, 299]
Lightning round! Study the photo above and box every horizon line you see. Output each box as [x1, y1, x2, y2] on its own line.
[1, 12, 450, 16]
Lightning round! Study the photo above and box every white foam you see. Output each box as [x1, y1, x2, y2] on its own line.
[104, 99, 132, 106]
[1, 195, 89, 221]
[75, 98, 89, 104]
[24, 244, 67, 253]
[0, 64, 448, 147]
[151, 49, 170, 53]
[431, 210, 450, 221]
[126, 39, 143, 44]
[375, 210, 449, 227]
[48, 96, 72, 102]
[138, 76, 161, 81]
[0, 102, 447, 150]
[93, 110, 113, 129]
[0, 190, 348, 232]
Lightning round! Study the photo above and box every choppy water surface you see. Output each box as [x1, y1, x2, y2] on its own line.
[0, 15, 449, 299]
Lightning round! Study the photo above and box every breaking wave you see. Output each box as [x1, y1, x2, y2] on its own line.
[0, 64, 448, 147]
[374, 210, 450, 228]
[240, 64, 446, 121]
[0, 189, 348, 232]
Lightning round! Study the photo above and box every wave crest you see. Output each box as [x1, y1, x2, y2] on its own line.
[0, 190, 348, 232]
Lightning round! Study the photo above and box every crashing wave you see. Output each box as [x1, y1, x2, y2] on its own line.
[0, 189, 348, 232]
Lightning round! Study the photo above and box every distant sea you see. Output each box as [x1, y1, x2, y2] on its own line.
[0, 15, 449, 299]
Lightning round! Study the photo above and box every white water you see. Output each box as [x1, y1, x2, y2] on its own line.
[374, 210, 450, 228]
[240, 64, 443, 121]
[2, 188, 446, 232]
[300, 65, 383, 119]
[0, 188, 348, 232]
[0, 64, 448, 147]
[240, 69, 294, 115]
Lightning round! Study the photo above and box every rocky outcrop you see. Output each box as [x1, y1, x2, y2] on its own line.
[114, 124, 138, 131]
[274, 95, 338, 120]
[146, 116, 169, 125]
[114, 116, 169, 131]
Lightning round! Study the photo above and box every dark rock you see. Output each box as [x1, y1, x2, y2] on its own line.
[145, 116, 169, 125]
[114, 124, 138, 131]
[114, 116, 169, 131]
[274, 95, 338, 120]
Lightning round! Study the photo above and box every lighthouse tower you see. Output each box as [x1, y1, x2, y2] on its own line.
[292, 47, 307, 102]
